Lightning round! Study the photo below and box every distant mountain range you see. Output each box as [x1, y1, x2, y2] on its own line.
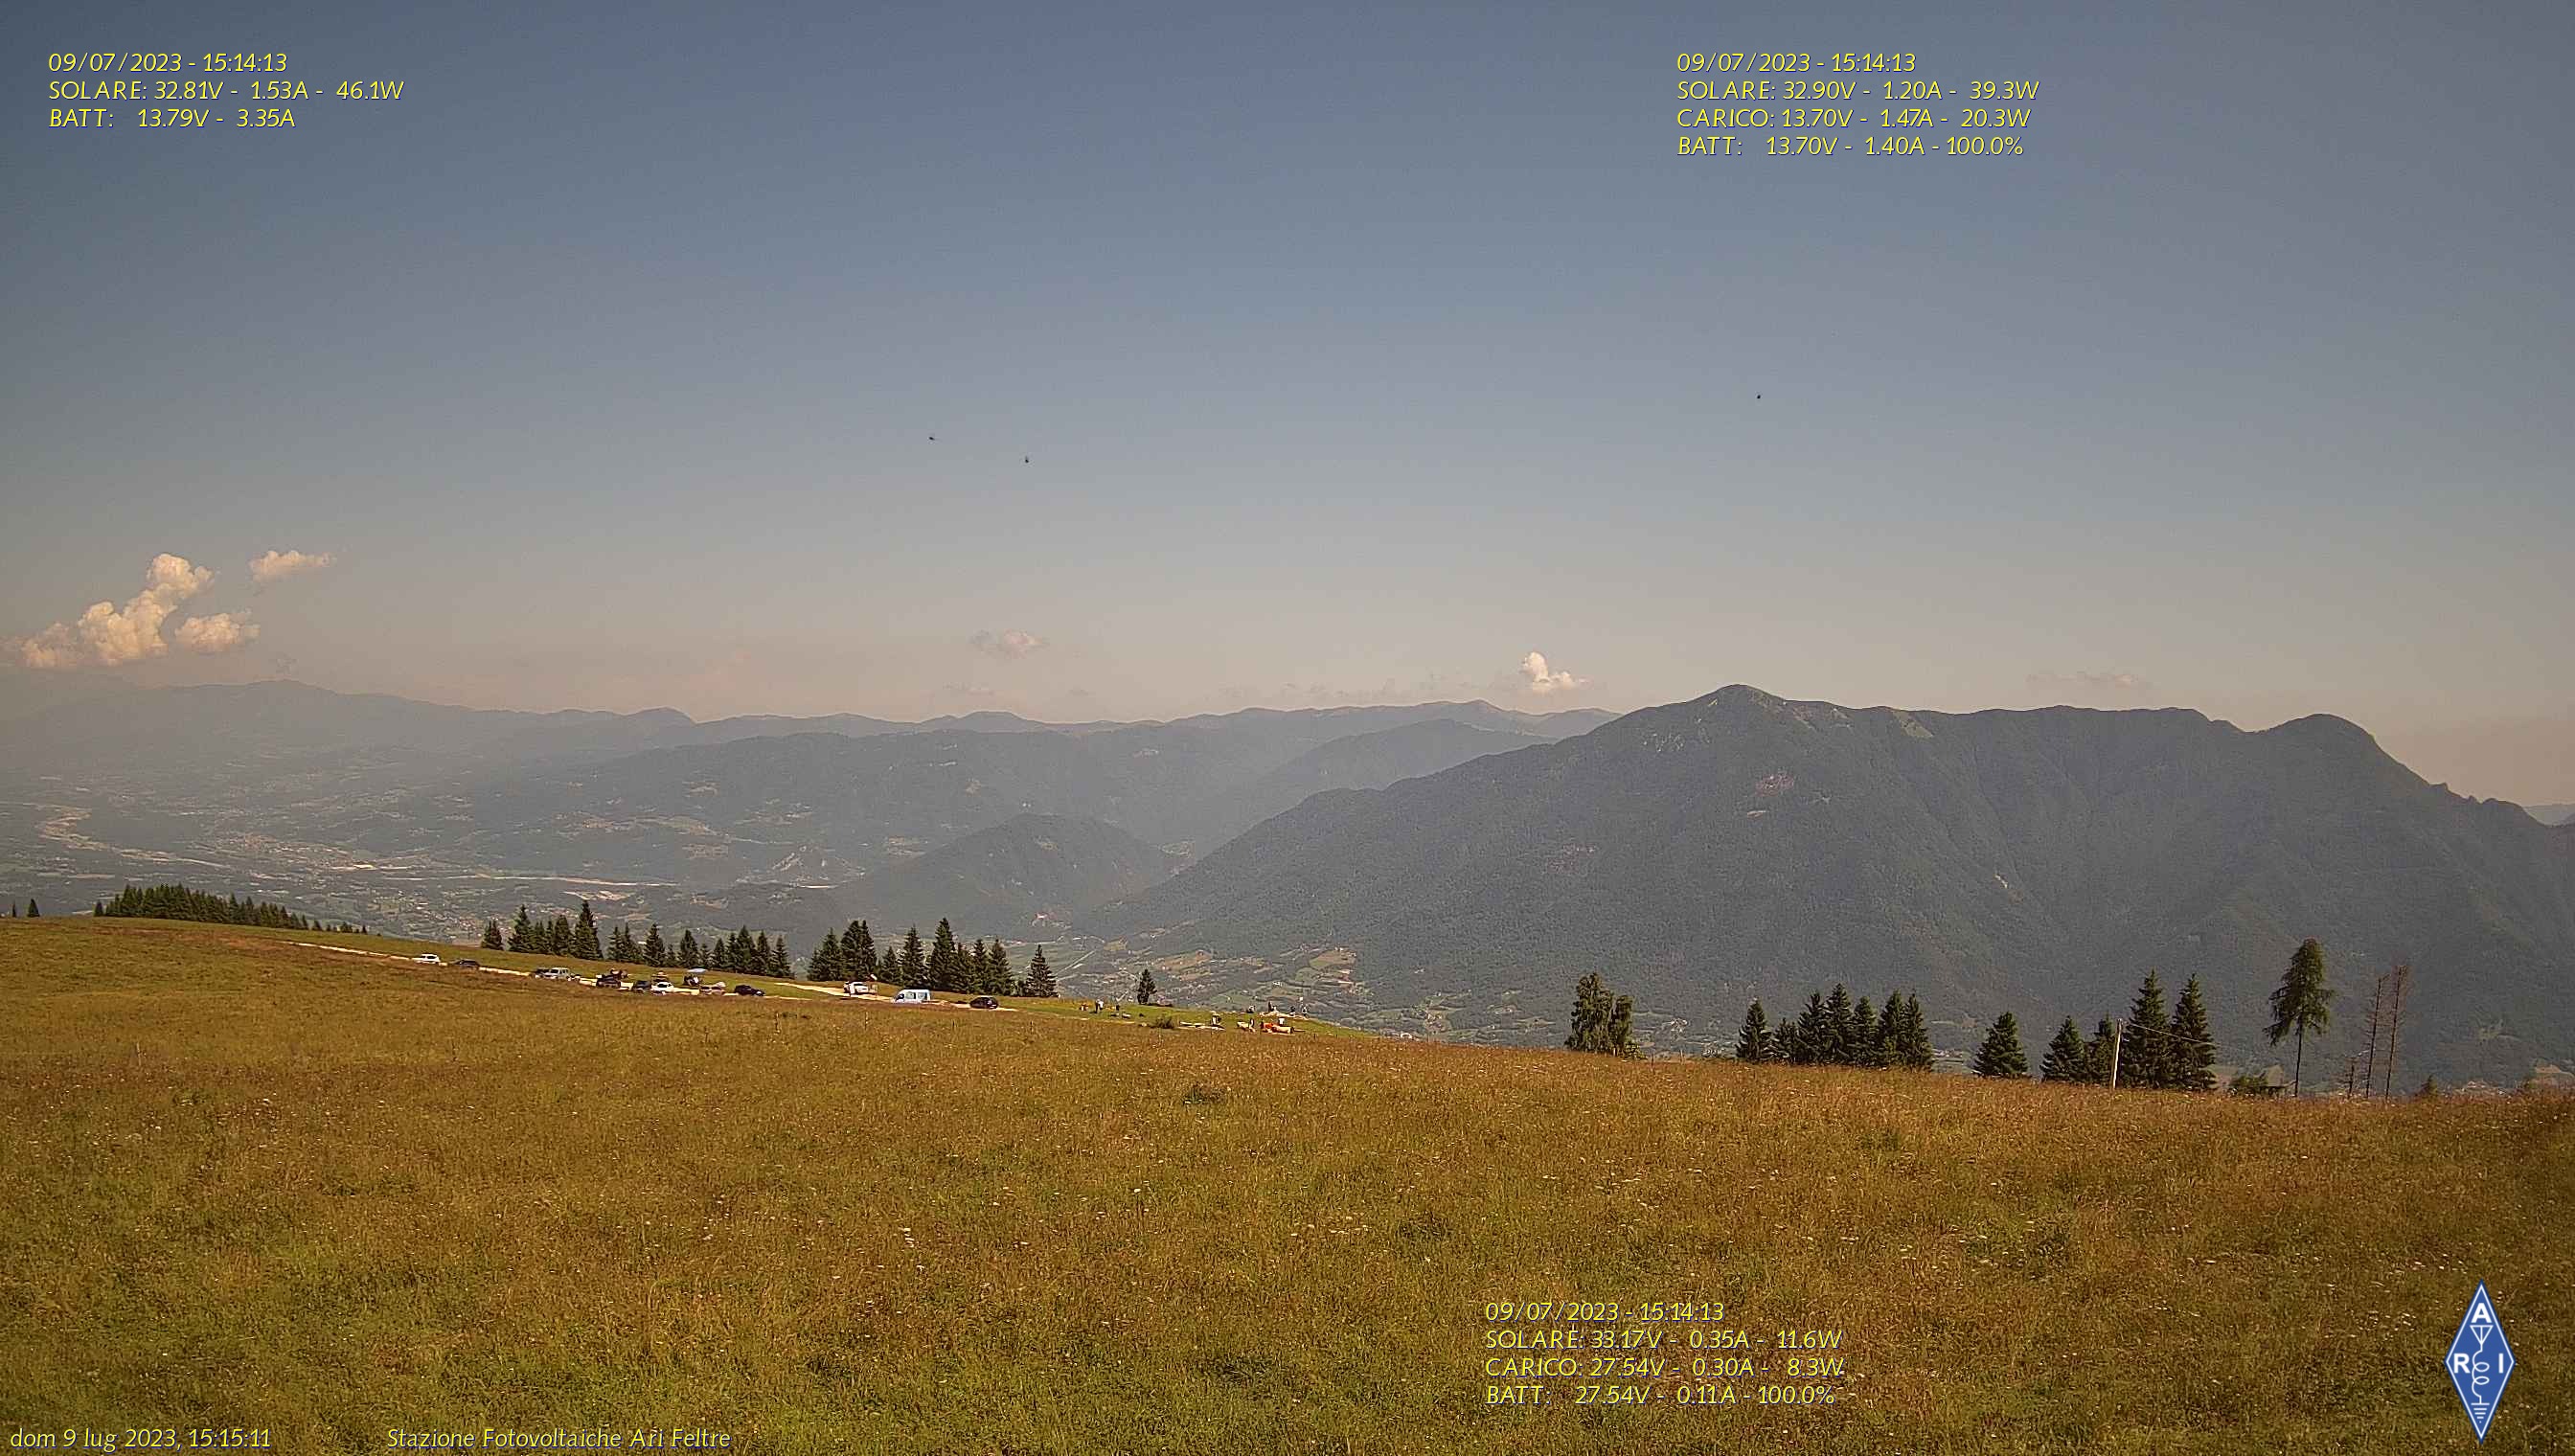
[1085, 687, 2575, 1086]
[7, 678, 2565, 1085]
[2529, 804, 2575, 827]
[0, 679, 1606, 939]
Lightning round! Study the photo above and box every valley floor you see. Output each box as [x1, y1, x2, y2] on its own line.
[0, 919, 2566, 1454]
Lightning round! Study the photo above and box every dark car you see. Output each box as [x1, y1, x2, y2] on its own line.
[732, 983, 764, 996]
[968, 995, 999, 1010]
[455, 959, 481, 969]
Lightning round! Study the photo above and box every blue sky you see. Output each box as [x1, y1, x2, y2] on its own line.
[5, 1, 2570, 799]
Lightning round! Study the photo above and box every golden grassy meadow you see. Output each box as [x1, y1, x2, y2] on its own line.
[0, 917, 2566, 1453]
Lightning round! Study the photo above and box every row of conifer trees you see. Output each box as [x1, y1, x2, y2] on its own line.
[1734, 985, 1936, 1069]
[1967, 970, 2219, 1089]
[478, 904, 1059, 997]
[811, 918, 1058, 997]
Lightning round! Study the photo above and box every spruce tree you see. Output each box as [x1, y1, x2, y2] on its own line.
[1890, 993, 1934, 1070]
[986, 941, 1012, 995]
[2170, 976, 2218, 1092]
[549, 915, 573, 954]
[899, 926, 926, 985]
[644, 924, 668, 967]
[1024, 945, 1056, 998]
[968, 940, 990, 992]
[1821, 984, 1856, 1065]
[571, 901, 602, 960]
[846, 921, 875, 976]
[2086, 1017, 2120, 1084]
[1971, 1012, 2028, 1079]
[1851, 997, 1883, 1068]
[481, 921, 506, 951]
[510, 906, 535, 952]
[1736, 1000, 1773, 1062]
[769, 937, 790, 977]
[928, 920, 961, 991]
[1788, 992, 1829, 1065]
[2040, 1017, 2091, 1082]
[2266, 938, 2335, 1095]
[2124, 970, 2174, 1089]
[811, 930, 843, 982]
[677, 928, 700, 968]
[26, 900, 36, 918]
[1135, 967, 1159, 1006]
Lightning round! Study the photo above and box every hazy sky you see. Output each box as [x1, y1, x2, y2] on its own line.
[6, 2, 2570, 800]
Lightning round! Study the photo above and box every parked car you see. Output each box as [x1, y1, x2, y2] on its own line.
[846, 982, 870, 996]
[732, 983, 765, 996]
[682, 973, 703, 989]
[411, 954, 443, 965]
[894, 988, 932, 1005]
[596, 971, 624, 987]
[455, 959, 480, 969]
[650, 978, 673, 991]
[649, 982, 675, 994]
[968, 995, 999, 1010]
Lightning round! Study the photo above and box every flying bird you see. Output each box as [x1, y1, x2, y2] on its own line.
[1023, 456, 1030, 464]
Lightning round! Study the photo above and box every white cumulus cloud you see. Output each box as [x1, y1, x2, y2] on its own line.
[970, 628, 1045, 660]
[173, 613, 261, 655]
[249, 548, 336, 585]
[1516, 650, 1586, 695]
[11, 554, 216, 670]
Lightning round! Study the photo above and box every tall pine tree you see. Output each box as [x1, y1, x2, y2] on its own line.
[481, 921, 506, 951]
[1851, 997, 1884, 1068]
[1820, 984, 1856, 1065]
[1971, 1012, 2028, 1079]
[2266, 938, 2335, 1095]
[1564, 972, 1635, 1056]
[1736, 1000, 1773, 1062]
[2040, 1017, 2091, 1082]
[644, 923, 668, 967]
[2124, 970, 2174, 1089]
[899, 926, 926, 986]
[677, 928, 700, 968]
[1024, 945, 1056, 998]
[928, 920, 962, 991]
[811, 930, 843, 982]
[845, 921, 875, 979]
[1788, 992, 1830, 1065]
[986, 941, 1013, 996]
[572, 901, 603, 961]
[1135, 967, 1159, 1006]
[2170, 976, 2218, 1092]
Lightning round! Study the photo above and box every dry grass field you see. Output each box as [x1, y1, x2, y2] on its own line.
[0, 916, 2566, 1453]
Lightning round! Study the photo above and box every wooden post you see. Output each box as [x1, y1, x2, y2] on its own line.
[2108, 1020, 2123, 1090]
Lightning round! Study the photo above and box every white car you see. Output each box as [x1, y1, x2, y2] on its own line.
[894, 988, 932, 1005]
[846, 982, 872, 996]
[412, 954, 443, 965]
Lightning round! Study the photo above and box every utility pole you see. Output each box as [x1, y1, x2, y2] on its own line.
[2108, 1019, 2124, 1090]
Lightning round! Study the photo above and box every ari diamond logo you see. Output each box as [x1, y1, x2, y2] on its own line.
[2446, 1283, 2514, 1441]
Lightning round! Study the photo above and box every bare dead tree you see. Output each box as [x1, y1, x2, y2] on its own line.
[2359, 970, 2388, 1099]
[2381, 961, 2412, 1099]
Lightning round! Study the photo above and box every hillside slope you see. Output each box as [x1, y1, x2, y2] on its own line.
[1090, 687, 2575, 1084]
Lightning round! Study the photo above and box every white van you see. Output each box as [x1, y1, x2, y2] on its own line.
[894, 988, 933, 1005]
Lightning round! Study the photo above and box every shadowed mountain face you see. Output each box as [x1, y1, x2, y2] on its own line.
[2529, 804, 2575, 828]
[1086, 687, 2575, 1086]
[609, 813, 1185, 960]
